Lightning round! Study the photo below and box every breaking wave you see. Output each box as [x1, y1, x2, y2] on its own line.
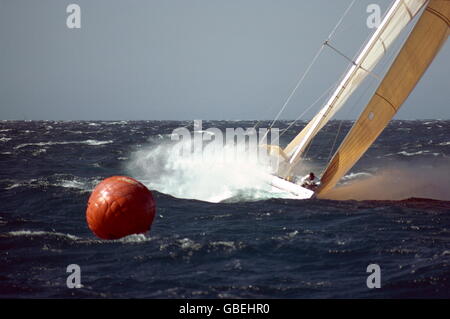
[14, 140, 113, 149]
[126, 139, 289, 203]
[3, 175, 101, 192]
[3, 230, 153, 245]
[5, 230, 80, 241]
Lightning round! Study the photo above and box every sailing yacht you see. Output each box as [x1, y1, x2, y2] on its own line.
[267, 0, 449, 200]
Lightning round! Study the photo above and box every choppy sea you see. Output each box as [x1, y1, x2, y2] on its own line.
[1, 120, 449, 298]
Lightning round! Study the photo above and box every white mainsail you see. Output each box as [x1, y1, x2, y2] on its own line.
[282, 0, 428, 175]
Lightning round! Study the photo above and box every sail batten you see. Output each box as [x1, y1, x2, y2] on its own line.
[282, 0, 428, 174]
[317, 0, 450, 196]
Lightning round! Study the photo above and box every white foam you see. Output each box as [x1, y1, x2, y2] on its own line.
[14, 140, 113, 149]
[7, 230, 79, 241]
[59, 179, 89, 190]
[4, 176, 100, 192]
[396, 150, 441, 157]
[118, 234, 152, 243]
[6, 230, 155, 245]
[57, 176, 101, 192]
[0, 137, 12, 142]
[4, 179, 36, 190]
[178, 238, 202, 250]
[84, 139, 113, 146]
[126, 139, 291, 203]
[32, 148, 47, 156]
[209, 240, 243, 251]
[341, 172, 372, 181]
[104, 121, 128, 125]
[397, 150, 426, 156]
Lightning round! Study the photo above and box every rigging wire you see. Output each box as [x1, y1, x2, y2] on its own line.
[269, 82, 337, 145]
[258, 0, 357, 140]
[323, 41, 381, 80]
[257, 44, 326, 141]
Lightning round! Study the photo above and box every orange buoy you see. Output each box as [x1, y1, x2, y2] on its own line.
[86, 176, 156, 239]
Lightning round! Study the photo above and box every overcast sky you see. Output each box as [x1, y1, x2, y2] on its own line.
[0, 0, 449, 120]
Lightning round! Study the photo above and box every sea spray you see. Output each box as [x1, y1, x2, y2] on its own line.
[320, 159, 450, 201]
[126, 121, 296, 202]
[126, 139, 281, 202]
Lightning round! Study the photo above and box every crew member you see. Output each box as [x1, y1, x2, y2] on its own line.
[300, 172, 318, 190]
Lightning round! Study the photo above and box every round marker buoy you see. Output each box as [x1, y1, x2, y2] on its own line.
[86, 176, 156, 240]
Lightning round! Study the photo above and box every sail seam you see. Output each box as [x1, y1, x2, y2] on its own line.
[379, 38, 387, 55]
[375, 93, 397, 113]
[401, 0, 414, 20]
[426, 6, 450, 27]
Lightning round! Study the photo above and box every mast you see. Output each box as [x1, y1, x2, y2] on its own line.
[281, 0, 428, 176]
[317, 0, 449, 196]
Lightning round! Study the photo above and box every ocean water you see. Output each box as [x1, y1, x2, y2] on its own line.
[0, 120, 449, 298]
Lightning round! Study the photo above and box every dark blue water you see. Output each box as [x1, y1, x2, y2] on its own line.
[1, 120, 449, 298]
